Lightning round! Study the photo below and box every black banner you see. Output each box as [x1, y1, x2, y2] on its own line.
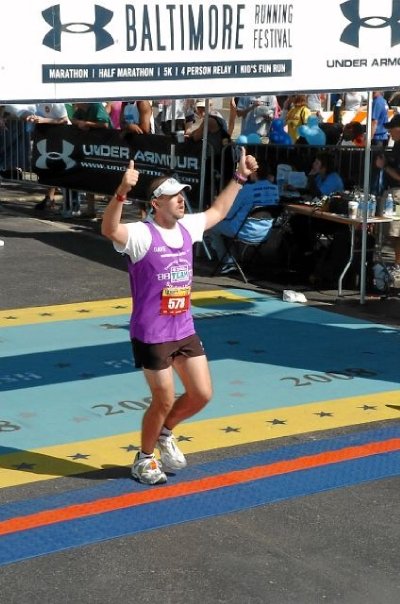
[32, 125, 204, 204]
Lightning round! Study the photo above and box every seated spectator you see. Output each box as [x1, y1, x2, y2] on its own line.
[307, 152, 344, 196]
[120, 100, 155, 134]
[206, 165, 279, 273]
[285, 95, 311, 143]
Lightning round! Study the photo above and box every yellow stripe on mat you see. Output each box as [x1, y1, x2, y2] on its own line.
[0, 291, 251, 327]
[1, 391, 399, 488]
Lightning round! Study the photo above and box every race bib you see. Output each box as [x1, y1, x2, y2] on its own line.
[160, 286, 191, 315]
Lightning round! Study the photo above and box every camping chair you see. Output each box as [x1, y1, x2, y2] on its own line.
[214, 206, 275, 282]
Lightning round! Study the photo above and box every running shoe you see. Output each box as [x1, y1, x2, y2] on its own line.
[131, 453, 167, 485]
[219, 263, 237, 275]
[156, 434, 187, 471]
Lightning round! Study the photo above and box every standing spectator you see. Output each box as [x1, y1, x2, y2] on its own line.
[187, 99, 231, 198]
[285, 95, 311, 143]
[307, 93, 326, 116]
[343, 91, 368, 112]
[120, 100, 155, 134]
[371, 91, 389, 147]
[0, 104, 35, 179]
[387, 90, 400, 107]
[101, 150, 258, 485]
[236, 95, 279, 138]
[71, 102, 112, 130]
[187, 99, 230, 155]
[227, 97, 239, 137]
[71, 103, 113, 218]
[340, 122, 365, 147]
[375, 114, 400, 275]
[158, 99, 195, 135]
[26, 103, 70, 211]
[104, 101, 123, 129]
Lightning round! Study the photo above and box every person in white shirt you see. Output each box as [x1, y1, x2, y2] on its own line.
[236, 96, 279, 137]
[343, 92, 368, 112]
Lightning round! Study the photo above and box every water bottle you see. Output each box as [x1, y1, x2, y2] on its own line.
[357, 195, 367, 219]
[368, 194, 376, 218]
[333, 99, 343, 124]
[277, 175, 285, 196]
[384, 192, 394, 217]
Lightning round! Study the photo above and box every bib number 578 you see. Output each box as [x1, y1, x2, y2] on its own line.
[168, 297, 185, 310]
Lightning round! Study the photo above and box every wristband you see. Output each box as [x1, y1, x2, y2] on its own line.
[115, 192, 127, 202]
[232, 171, 248, 185]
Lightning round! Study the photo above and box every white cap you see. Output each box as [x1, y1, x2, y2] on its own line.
[151, 178, 191, 198]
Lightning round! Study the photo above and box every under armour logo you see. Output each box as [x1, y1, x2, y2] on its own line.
[340, 0, 400, 47]
[35, 140, 76, 170]
[42, 4, 114, 51]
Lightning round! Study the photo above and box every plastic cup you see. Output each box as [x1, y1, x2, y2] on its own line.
[348, 201, 359, 219]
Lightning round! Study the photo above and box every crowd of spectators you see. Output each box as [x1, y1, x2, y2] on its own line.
[1, 91, 399, 224]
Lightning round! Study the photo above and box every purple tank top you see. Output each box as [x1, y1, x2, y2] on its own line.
[127, 221, 195, 343]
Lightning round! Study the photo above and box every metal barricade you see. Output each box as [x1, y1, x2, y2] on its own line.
[0, 116, 36, 182]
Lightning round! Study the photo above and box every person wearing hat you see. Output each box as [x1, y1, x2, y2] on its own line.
[375, 113, 400, 274]
[188, 98, 230, 153]
[101, 149, 258, 485]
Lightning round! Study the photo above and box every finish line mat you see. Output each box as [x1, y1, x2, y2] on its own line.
[1, 289, 400, 488]
[0, 425, 399, 566]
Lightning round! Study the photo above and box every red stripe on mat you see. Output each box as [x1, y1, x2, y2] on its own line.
[1, 438, 399, 537]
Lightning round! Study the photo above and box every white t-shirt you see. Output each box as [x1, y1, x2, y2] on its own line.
[115, 213, 206, 263]
[307, 94, 322, 112]
[344, 92, 367, 111]
[35, 103, 70, 123]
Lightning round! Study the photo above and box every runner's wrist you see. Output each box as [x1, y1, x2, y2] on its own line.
[232, 171, 248, 185]
[114, 189, 129, 202]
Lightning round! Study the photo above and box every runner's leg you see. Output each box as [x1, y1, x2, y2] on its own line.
[165, 354, 213, 429]
[141, 366, 175, 454]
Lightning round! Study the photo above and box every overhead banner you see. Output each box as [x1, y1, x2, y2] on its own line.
[0, 0, 400, 102]
[31, 125, 204, 201]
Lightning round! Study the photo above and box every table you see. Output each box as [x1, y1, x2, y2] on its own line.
[285, 203, 394, 296]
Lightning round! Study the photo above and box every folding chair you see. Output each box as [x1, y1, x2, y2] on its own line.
[214, 206, 275, 282]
